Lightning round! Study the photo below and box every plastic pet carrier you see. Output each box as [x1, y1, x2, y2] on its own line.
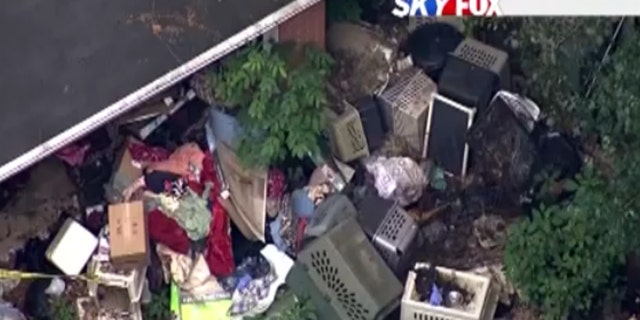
[357, 194, 422, 276]
[401, 264, 498, 320]
[305, 194, 358, 239]
[452, 38, 510, 90]
[378, 68, 437, 155]
[287, 218, 402, 320]
[438, 53, 499, 110]
[326, 101, 370, 162]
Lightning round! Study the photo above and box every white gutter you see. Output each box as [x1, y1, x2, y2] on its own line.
[0, 0, 321, 183]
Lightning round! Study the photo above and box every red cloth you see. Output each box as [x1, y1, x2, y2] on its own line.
[147, 150, 235, 277]
[128, 142, 170, 163]
[148, 209, 190, 254]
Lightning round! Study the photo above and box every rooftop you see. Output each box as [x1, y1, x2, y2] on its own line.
[0, 0, 305, 181]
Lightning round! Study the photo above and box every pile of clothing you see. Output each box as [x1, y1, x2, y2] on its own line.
[125, 141, 235, 277]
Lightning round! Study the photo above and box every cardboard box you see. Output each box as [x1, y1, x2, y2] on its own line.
[108, 201, 149, 269]
[216, 142, 267, 242]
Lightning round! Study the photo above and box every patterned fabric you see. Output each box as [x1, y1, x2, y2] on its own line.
[165, 178, 187, 198]
[278, 194, 302, 256]
[228, 273, 276, 316]
[266, 169, 286, 217]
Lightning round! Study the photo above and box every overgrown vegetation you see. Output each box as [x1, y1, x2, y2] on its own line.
[465, 18, 616, 126]
[326, 0, 362, 22]
[246, 297, 317, 320]
[471, 19, 640, 319]
[213, 43, 334, 168]
[50, 297, 77, 320]
[142, 287, 172, 320]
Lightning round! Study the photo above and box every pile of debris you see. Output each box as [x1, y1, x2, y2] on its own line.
[0, 19, 584, 320]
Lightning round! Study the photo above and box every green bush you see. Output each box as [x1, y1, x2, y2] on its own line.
[503, 27, 640, 319]
[50, 296, 77, 320]
[213, 43, 334, 168]
[465, 18, 615, 126]
[504, 168, 633, 319]
[326, 0, 362, 22]
[142, 287, 172, 320]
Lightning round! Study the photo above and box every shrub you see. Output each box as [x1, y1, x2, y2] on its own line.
[465, 18, 615, 126]
[213, 43, 334, 168]
[504, 168, 634, 319]
[504, 27, 640, 319]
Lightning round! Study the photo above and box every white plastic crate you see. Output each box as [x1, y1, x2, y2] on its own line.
[87, 259, 147, 303]
[401, 265, 498, 320]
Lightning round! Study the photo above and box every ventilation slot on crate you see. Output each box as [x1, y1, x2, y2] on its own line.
[452, 38, 510, 90]
[293, 218, 402, 320]
[310, 250, 370, 320]
[370, 202, 422, 275]
[379, 68, 436, 155]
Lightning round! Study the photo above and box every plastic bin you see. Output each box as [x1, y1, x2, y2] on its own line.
[304, 194, 357, 239]
[379, 68, 437, 155]
[289, 217, 402, 320]
[87, 259, 147, 303]
[452, 38, 510, 90]
[357, 195, 421, 275]
[401, 265, 498, 320]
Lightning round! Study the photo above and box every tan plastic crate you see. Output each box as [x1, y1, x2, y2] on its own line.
[401, 265, 498, 320]
[452, 38, 510, 90]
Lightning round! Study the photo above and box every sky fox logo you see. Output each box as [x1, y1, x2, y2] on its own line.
[392, 0, 502, 17]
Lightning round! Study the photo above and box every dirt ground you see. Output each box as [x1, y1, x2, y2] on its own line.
[0, 158, 78, 264]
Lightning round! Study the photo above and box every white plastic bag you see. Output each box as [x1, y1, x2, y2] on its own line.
[364, 156, 427, 206]
[0, 301, 26, 320]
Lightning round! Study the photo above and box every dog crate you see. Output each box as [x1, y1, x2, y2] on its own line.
[438, 53, 499, 110]
[379, 68, 437, 155]
[326, 101, 370, 162]
[288, 217, 402, 320]
[305, 194, 358, 239]
[452, 38, 510, 90]
[401, 265, 498, 320]
[357, 195, 421, 276]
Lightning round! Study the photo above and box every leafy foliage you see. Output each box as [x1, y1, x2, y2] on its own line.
[213, 43, 334, 168]
[504, 168, 635, 319]
[142, 287, 172, 320]
[50, 297, 77, 320]
[246, 297, 317, 320]
[465, 18, 615, 125]
[502, 27, 640, 319]
[326, 0, 362, 22]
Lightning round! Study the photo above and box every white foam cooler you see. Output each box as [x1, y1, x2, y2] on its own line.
[46, 218, 99, 275]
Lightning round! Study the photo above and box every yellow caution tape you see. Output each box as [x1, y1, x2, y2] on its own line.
[0, 268, 96, 282]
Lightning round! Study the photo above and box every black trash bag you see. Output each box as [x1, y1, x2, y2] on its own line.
[403, 23, 464, 80]
[19, 213, 77, 320]
[143, 98, 209, 150]
[531, 124, 582, 179]
[146, 241, 165, 294]
[24, 279, 53, 320]
[468, 95, 538, 204]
